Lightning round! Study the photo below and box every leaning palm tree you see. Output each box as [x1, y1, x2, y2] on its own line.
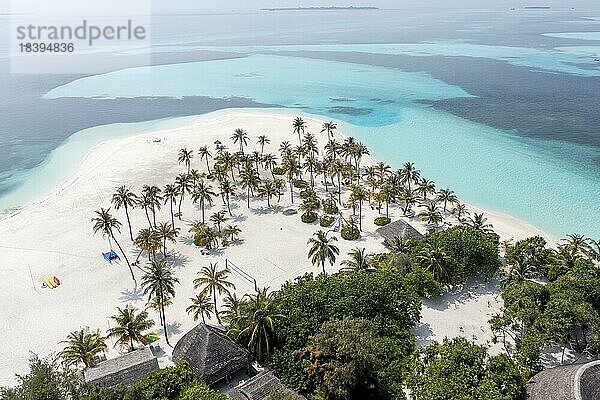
[451, 202, 469, 222]
[107, 305, 154, 352]
[178, 148, 194, 174]
[58, 328, 107, 368]
[162, 184, 180, 228]
[156, 222, 179, 257]
[292, 116, 307, 145]
[307, 230, 340, 274]
[341, 247, 372, 272]
[111, 186, 138, 241]
[193, 263, 235, 325]
[419, 203, 443, 227]
[192, 180, 216, 224]
[141, 259, 179, 346]
[321, 121, 337, 139]
[198, 145, 212, 173]
[468, 213, 493, 233]
[92, 208, 134, 281]
[174, 173, 194, 220]
[257, 135, 270, 155]
[186, 292, 214, 324]
[232, 128, 249, 153]
[141, 185, 162, 227]
[417, 242, 451, 284]
[134, 227, 162, 262]
[228, 288, 283, 361]
[436, 189, 457, 212]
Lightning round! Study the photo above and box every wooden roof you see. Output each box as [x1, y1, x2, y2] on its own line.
[83, 347, 158, 387]
[228, 371, 306, 400]
[172, 323, 251, 385]
[525, 361, 600, 400]
[376, 219, 424, 243]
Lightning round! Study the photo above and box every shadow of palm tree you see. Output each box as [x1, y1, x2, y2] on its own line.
[119, 286, 145, 303]
[230, 214, 248, 223]
[250, 207, 278, 215]
[169, 251, 190, 269]
[166, 320, 183, 337]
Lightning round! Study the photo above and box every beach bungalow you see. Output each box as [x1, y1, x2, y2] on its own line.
[228, 371, 306, 400]
[376, 219, 424, 244]
[83, 347, 158, 387]
[172, 323, 252, 386]
[525, 360, 600, 400]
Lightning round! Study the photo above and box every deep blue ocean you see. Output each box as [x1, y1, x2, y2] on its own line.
[1, 8, 600, 236]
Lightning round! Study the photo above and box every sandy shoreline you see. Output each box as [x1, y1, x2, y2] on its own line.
[0, 109, 558, 386]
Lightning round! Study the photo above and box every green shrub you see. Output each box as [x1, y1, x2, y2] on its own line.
[341, 226, 360, 240]
[319, 215, 335, 227]
[271, 166, 284, 176]
[374, 216, 391, 226]
[136, 361, 196, 399]
[323, 203, 339, 215]
[293, 179, 309, 189]
[301, 212, 318, 224]
[175, 381, 227, 400]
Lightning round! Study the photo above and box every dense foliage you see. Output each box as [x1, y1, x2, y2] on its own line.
[491, 236, 600, 373]
[340, 225, 360, 240]
[319, 215, 335, 227]
[374, 216, 391, 226]
[406, 337, 524, 400]
[301, 211, 318, 224]
[0, 359, 224, 400]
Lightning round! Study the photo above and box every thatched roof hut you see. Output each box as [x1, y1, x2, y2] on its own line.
[228, 371, 306, 400]
[83, 347, 158, 387]
[525, 360, 600, 400]
[376, 219, 424, 244]
[172, 323, 252, 385]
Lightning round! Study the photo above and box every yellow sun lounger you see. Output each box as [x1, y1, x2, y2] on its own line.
[44, 276, 61, 289]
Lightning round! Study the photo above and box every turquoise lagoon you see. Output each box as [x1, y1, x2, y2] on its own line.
[42, 54, 600, 238]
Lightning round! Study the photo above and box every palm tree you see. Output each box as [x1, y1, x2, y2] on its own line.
[258, 180, 277, 207]
[186, 293, 214, 324]
[141, 259, 179, 346]
[282, 155, 301, 203]
[330, 159, 345, 205]
[379, 184, 396, 218]
[178, 148, 194, 174]
[325, 139, 340, 160]
[419, 203, 443, 227]
[156, 222, 179, 257]
[303, 155, 318, 187]
[107, 305, 154, 352]
[468, 213, 493, 233]
[503, 254, 537, 288]
[209, 211, 228, 234]
[174, 173, 193, 220]
[198, 145, 212, 173]
[416, 178, 436, 202]
[307, 230, 340, 274]
[92, 208, 134, 281]
[436, 189, 457, 212]
[239, 165, 260, 208]
[401, 162, 420, 190]
[222, 293, 243, 322]
[292, 116, 307, 145]
[111, 186, 138, 241]
[417, 242, 450, 284]
[262, 153, 278, 179]
[58, 328, 107, 368]
[134, 228, 162, 262]
[563, 234, 591, 258]
[224, 225, 242, 242]
[137, 192, 155, 229]
[257, 135, 270, 155]
[452, 202, 469, 222]
[321, 121, 337, 139]
[349, 184, 368, 230]
[141, 185, 162, 227]
[341, 248, 372, 272]
[399, 188, 417, 215]
[190, 223, 220, 250]
[218, 178, 237, 216]
[232, 128, 249, 153]
[192, 180, 216, 224]
[162, 184, 179, 228]
[193, 263, 235, 324]
[228, 288, 283, 361]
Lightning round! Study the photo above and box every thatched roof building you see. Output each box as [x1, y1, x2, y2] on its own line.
[376, 219, 424, 244]
[228, 371, 306, 400]
[525, 360, 600, 400]
[83, 347, 158, 387]
[172, 323, 252, 385]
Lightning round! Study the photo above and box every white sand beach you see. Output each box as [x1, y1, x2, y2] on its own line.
[0, 109, 559, 386]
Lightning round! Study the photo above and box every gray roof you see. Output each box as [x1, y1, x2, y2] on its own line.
[376, 219, 424, 243]
[84, 347, 158, 387]
[525, 360, 600, 400]
[228, 371, 306, 400]
[172, 323, 252, 385]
